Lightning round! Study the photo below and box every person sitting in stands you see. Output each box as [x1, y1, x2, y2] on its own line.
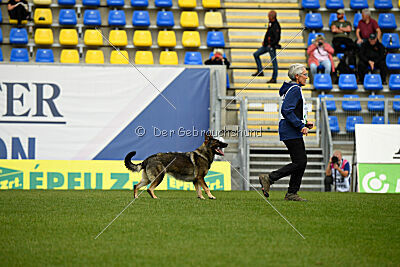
[8, 0, 31, 26]
[307, 35, 335, 80]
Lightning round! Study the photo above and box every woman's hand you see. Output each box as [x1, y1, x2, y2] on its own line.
[301, 127, 309, 136]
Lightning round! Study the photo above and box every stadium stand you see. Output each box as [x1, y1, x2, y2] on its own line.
[206, 31, 225, 47]
[382, 33, 400, 49]
[0, 28, 2, 44]
[34, 28, 54, 45]
[346, 116, 364, 132]
[135, 51, 154, 64]
[83, 0, 101, 6]
[159, 51, 178, 65]
[84, 29, 103, 46]
[157, 11, 175, 27]
[60, 49, 79, 63]
[109, 30, 128, 46]
[83, 10, 102, 26]
[155, 0, 173, 8]
[9, 28, 28, 44]
[58, 0, 76, 5]
[108, 10, 126, 26]
[36, 49, 54, 63]
[350, 0, 368, 9]
[34, 8, 53, 25]
[364, 74, 383, 91]
[59, 9, 77, 25]
[202, 0, 221, 8]
[302, 0, 320, 9]
[10, 48, 29, 62]
[328, 13, 347, 27]
[378, 14, 397, 30]
[389, 75, 400, 90]
[33, 0, 52, 5]
[394, 96, 400, 111]
[180, 11, 199, 28]
[110, 50, 129, 64]
[353, 13, 362, 28]
[184, 51, 202, 65]
[107, 0, 125, 7]
[328, 116, 340, 133]
[204, 12, 223, 28]
[59, 29, 79, 46]
[308, 33, 325, 46]
[133, 30, 152, 47]
[158, 31, 177, 47]
[182, 31, 201, 47]
[179, 0, 197, 8]
[132, 11, 150, 27]
[85, 50, 104, 64]
[368, 95, 385, 112]
[314, 74, 333, 90]
[386, 54, 400, 70]
[339, 74, 358, 91]
[374, 0, 393, 9]
[0, 48, 3, 61]
[372, 116, 385, 124]
[325, 0, 344, 9]
[131, 0, 148, 7]
[305, 13, 323, 30]
[319, 94, 337, 111]
[342, 95, 362, 112]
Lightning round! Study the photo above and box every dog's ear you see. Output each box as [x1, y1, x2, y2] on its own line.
[204, 132, 212, 144]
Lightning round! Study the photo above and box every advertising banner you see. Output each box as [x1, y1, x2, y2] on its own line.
[358, 163, 400, 193]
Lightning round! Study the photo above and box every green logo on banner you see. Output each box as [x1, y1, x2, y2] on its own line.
[358, 164, 400, 193]
[0, 167, 23, 189]
[167, 171, 224, 190]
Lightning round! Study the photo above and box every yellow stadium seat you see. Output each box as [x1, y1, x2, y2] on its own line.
[59, 29, 78, 45]
[85, 50, 104, 64]
[33, 0, 52, 5]
[133, 30, 152, 47]
[34, 8, 52, 25]
[110, 50, 130, 64]
[159, 51, 178, 65]
[9, 19, 28, 24]
[157, 31, 176, 47]
[204, 12, 223, 28]
[398, 0, 400, 7]
[84, 29, 103, 46]
[178, 0, 196, 8]
[34, 28, 53, 45]
[202, 0, 220, 8]
[182, 31, 201, 47]
[60, 49, 79, 63]
[180, 11, 199, 28]
[109, 30, 128, 46]
[135, 51, 154, 65]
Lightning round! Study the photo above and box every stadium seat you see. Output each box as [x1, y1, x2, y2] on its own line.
[314, 74, 332, 90]
[350, 0, 368, 9]
[60, 49, 79, 63]
[207, 31, 225, 47]
[157, 31, 176, 47]
[326, 0, 344, 8]
[0, 9, 2, 24]
[353, 13, 362, 28]
[110, 50, 129, 64]
[182, 31, 201, 47]
[179, 0, 196, 8]
[58, 0, 75, 5]
[184, 51, 202, 65]
[155, 0, 173, 8]
[398, 117, 400, 124]
[59, 9, 77, 25]
[157, 11, 174, 27]
[34, 8, 52, 25]
[34, 28, 53, 45]
[0, 28, 2, 43]
[83, 10, 101, 26]
[131, 0, 148, 6]
[382, 33, 400, 49]
[108, 10, 126, 26]
[302, 0, 320, 9]
[107, 0, 124, 6]
[159, 51, 178, 65]
[336, 53, 344, 60]
[135, 51, 154, 64]
[328, 116, 340, 133]
[10, 48, 29, 62]
[319, 94, 336, 111]
[83, 0, 100, 6]
[364, 74, 383, 91]
[35, 49, 54, 62]
[342, 95, 362, 111]
[9, 28, 28, 44]
[202, 0, 220, 8]
[132, 11, 150, 27]
[204, 12, 223, 28]
[339, 74, 358, 90]
[180, 11, 199, 28]
[393, 95, 400, 111]
[329, 13, 347, 27]
[372, 116, 385, 124]
[33, 0, 52, 4]
[378, 14, 397, 29]
[85, 50, 104, 64]
[59, 29, 78, 45]
[109, 30, 128, 46]
[308, 33, 325, 46]
[0, 48, 3, 61]
[389, 74, 400, 90]
[386, 54, 400, 70]
[84, 29, 103, 46]
[133, 30, 152, 47]
[367, 95, 385, 111]
[346, 116, 364, 132]
[9, 18, 28, 24]
[374, 0, 393, 9]
[305, 13, 323, 30]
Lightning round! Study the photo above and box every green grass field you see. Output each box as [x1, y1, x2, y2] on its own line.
[1, 190, 399, 266]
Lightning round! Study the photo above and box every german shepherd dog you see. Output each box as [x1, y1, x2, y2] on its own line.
[124, 134, 228, 199]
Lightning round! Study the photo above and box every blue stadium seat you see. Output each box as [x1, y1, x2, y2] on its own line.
[9, 28, 28, 44]
[314, 74, 332, 90]
[0, 48, 3, 61]
[342, 95, 361, 111]
[350, 0, 368, 9]
[368, 95, 385, 111]
[83, 10, 101, 26]
[382, 33, 400, 49]
[226, 73, 230, 89]
[308, 33, 325, 46]
[389, 75, 400, 90]
[326, 0, 344, 9]
[337, 53, 344, 60]
[184, 51, 202, 65]
[386, 54, 400, 70]
[35, 49, 54, 63]
[0, 9, 2, 23]
[374, 0, 393, 9]
[372, 116, 385, 124]
[329, 13, 347, 27]
[378, 13, 397, 29]
[339, 74, 358, 90]
[328, 116, 340, 133]
[394, 95, 400, 111]
[132, 11, 150, 26]
[59, 9, 77, 25]
[156, 11, 174, 27]
[207, 31, 225, 47]
[155, 0, 172, 7]
[353, 13, 362, 28]
[398, 117, 400, 124]
[302, 0, 320, 8]
[131, 0, 148, 6]
[107, 0, 124, 6]
[364, 74, 383, 91]
[346, 116, 364, 132]
[319, 94, 336, 111]
[83, 0, 100, 5]
[0, 28, 2, 43]
[305, 13, 323, 30]
[108, 10, 126, 26]
[58, 0, 75, 5]
[10, 48, 29, 62]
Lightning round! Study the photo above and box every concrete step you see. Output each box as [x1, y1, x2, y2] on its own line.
[230, 83, 313, 90]
[232, 69, 311, 84]
[223, 1, 300, 9]
[225, 9, 301, 24]
[228, 42, 306, 49]
[250, 161, 325, 166]
[228, 30, 304, 44]
[231, 48, 306, 58]
[233, 89, 313, 98]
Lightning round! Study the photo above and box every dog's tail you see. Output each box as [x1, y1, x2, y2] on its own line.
[124, 151, 142, 172]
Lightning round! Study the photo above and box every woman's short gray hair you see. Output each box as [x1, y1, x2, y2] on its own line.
[288, 64, 305, 81]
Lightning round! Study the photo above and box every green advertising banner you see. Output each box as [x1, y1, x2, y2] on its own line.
[358, 164, 400, 193]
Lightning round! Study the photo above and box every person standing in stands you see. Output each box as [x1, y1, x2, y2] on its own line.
[252, 10, 281, 84]
[7, 0, 31, 26]
[356, 9, 381, 46]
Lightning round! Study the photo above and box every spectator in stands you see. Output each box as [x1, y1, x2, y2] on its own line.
[252, 10, 281, 84]
[307, 35, 335, 80]
[259, 64, 313, 201]
[330, 9, 354, 54]
[204, 48, 230, 69]
[7, 0, 31, 26]
[356, 9, 381, 46]
[325, 150, 351, 192]
[358, 33, 387, 84]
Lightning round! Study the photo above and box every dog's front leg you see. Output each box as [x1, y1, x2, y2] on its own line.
[198, 178, 216, 200]
[193, 181, 205, 199]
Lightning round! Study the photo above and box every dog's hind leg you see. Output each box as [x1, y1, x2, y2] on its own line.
[193, 181, 205, 199]
[198, 177, 216, 200]
[134, 172, 151, 199]
[146, 165, 165, 199]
